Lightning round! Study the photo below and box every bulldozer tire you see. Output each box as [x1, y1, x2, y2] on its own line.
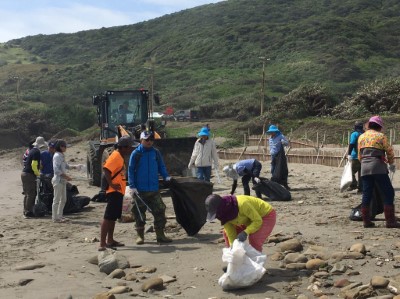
[87, 142, 101, 186]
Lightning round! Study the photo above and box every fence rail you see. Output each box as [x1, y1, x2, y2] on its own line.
[218, 135, 400, 168]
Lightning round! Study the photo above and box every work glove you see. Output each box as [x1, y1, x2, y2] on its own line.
[165, 176, 172, 181]
[254, 177, 261, 184]
[347, 155, 353, 162]
[129, 188, 138, 198]
[389, 164, 396, 173]
[237, 231, 247, 242]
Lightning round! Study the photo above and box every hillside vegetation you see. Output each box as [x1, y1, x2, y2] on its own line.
[0, 0, 400, 146]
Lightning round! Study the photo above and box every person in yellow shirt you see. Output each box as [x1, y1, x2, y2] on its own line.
[358, 115, 399, 228]
[205, 194, 276, 252]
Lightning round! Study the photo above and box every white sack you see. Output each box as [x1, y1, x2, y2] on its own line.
[340, 161, 353, 192]
[218, 240, 266, 290]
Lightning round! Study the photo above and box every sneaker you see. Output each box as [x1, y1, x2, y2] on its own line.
[53, 218, 67, 223]
[23, 212, 35, 219]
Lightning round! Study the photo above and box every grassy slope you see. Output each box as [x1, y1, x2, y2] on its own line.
[0, 0, 399, 145]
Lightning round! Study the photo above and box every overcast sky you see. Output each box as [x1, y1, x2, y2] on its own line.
[0, 0, 223, 43]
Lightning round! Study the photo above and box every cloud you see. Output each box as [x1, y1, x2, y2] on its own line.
[0, 0, 224, 42]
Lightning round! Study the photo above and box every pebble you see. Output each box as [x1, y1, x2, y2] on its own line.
[87, 255, 98, 265]
[141, 277, 164, 292]
[278, 238, 303, 252]
[349, 243, 366, 254]
[18, 278, 34, 286]
[93, 293, 116, 299]
[107, 286, 132, 294]
[135, 266, 157, 273]
[334, 278, 350, 288]
[306, 259, 327, 270]
[284, 252, 308, 264]
[108, 269, 126, 279]
[370, 276, 389, 288]
[15, 262, 46, 270]
[159, 274, 177, 283]
[124, 273, 138, 281]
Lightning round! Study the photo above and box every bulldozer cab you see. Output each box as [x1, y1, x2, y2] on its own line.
[93, 90, 149, 140]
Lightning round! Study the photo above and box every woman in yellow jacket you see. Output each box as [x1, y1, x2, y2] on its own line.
[205, 194, 276, 252]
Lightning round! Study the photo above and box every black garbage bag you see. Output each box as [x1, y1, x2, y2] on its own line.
[169, 177, 213, 236]
[349, 182, 384, 221]
[253, 177, 291, 201]
[33, 201, 48, 217]
[38, 179, 90, 214]
[63, 183, 91, 214]
[38, 176, 54, 212]
[271, 144, 289, 187]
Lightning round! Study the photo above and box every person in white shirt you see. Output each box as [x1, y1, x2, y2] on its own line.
[188, 127, 219, 182]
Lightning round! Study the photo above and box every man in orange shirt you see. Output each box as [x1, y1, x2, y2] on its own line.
[99, 136, 136, 251]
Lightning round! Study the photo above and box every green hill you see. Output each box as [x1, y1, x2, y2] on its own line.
[0, 0, 400, 144]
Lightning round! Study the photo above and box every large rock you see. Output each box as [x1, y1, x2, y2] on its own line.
[306, 258, 327, 270]
[371, 276, 389, 288]
[278, 238, 303, 252]
[284, 253, 308, 264]
[98, 251, 130, 275]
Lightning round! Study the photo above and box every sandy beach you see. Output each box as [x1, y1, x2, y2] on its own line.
[1, 141, 400, 299]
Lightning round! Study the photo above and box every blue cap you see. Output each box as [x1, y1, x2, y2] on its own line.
[266, 125, 280, 134]
[198, 127, 210, 137]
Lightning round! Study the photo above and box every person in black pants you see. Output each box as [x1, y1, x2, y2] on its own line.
[223, 159, 262, 199]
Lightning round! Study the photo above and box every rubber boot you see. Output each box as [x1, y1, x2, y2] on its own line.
[136, 228, 145, 245]
[361, 206, 375, 228]
[384, 205, 400, 228]
[155, 229, 172, 243]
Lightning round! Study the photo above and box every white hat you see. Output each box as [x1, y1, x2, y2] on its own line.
[33, 136, 48, 150]
[140, 131, 154, 140]
[223, 164, 238, 180]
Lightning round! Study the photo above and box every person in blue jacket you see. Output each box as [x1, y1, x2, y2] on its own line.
[223, 159, 262, 199]
[347, 121, 364, 192]
[128, 131, 172, 245]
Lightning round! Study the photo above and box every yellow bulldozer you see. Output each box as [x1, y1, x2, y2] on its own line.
[86, 89, 196, 187]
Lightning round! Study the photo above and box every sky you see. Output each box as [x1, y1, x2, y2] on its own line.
[0, 0, 224, 43]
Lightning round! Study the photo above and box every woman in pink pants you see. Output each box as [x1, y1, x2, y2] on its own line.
[205, 194, 276, 252]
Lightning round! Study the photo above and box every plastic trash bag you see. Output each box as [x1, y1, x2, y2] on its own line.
[218, 240, 266, 290]
[122, 186, 133, 214]
[340, 161, 353, 192]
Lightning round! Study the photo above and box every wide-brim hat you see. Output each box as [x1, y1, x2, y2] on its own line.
[198, 127, 210, 137]
[266, 125, 280, 133]
[33, 136, 48, 150]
